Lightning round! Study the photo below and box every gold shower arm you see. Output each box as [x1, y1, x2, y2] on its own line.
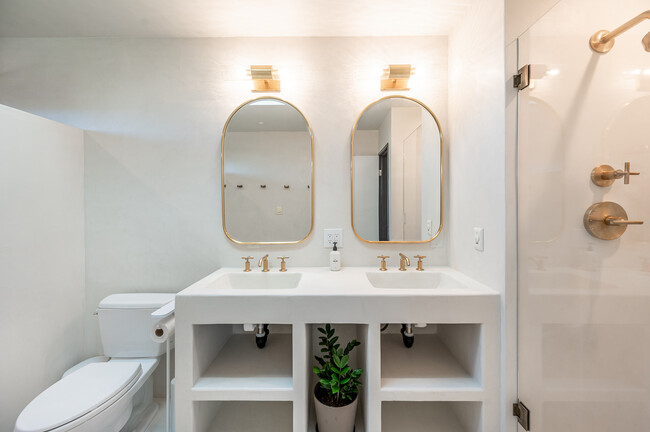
[590, 10, 650, 53]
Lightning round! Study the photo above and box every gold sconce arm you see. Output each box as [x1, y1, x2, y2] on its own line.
[590, 10, 650, 53]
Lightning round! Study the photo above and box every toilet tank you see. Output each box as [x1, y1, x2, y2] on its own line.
[97, 293, 175, 358]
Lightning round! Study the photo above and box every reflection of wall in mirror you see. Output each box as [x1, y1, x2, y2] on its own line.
[353, 130, 380, 240]
[224, 131, 311, 242]
[420, 109, 440, 240]
[390, 107, 422, 241]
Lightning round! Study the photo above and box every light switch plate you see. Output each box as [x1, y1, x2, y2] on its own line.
[324, 229, 343, 248]
[474, 227, 484, 251]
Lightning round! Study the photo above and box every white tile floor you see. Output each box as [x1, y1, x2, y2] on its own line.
[146, 398, 171, 432]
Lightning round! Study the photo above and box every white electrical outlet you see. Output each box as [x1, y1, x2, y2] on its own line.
[324, 229, 343, 248]
[474, 227, 484, 251]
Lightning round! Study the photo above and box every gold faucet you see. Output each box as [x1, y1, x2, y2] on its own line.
[258, 254, 270, 272]
[241, 256, 253, 272]
[277, 256, 289, 272]
[414, 255, 426, 271]
[377, 255, 389, 271]
[398, 253, 410, 271]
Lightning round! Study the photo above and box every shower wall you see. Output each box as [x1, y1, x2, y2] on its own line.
[517, 0, 650, 430]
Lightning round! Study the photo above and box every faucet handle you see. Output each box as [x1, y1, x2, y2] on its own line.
[414, 255, 426, 271]
[241, 256, 253, 272]
[277, 256, 289, 272]
[377, 255, 389, 271]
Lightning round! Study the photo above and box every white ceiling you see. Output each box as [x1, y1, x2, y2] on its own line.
[0, 0, 474, 38]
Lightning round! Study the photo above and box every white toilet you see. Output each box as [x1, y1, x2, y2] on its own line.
[15, 293, 175, 432]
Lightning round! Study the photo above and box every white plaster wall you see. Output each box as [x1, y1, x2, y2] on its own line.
[449, 0, 505, 292]
[0, 36, 449, 355]
[505, 0, 561, 44]
[0, 105, 85, 431]
[448, 0, 505, 430]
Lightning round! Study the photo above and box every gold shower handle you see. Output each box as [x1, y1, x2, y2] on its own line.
[584, 202, 644, 240]
[621, 162, 640, 184]
[590, 10, 650, 53]
[604, 217, 644, 226]
[591, 162, 640, 186]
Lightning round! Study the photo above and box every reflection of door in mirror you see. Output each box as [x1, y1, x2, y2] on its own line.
[403, 126, 422, 240]
[352, 96, 442, 243]
[222, 98, 313, 244]
[378, 145, 389, 241]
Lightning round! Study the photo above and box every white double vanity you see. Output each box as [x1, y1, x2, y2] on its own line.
[174, 267, 499, 432]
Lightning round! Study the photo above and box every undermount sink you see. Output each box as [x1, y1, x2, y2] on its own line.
[215, 272, 302, 289]
[365, 271, 465, 289]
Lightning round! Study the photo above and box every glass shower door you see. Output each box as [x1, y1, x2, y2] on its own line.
[517, 0, 650, 430]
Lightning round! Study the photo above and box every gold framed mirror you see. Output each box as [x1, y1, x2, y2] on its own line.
[221, 97, 314, 244]
[351, 96, 443, 243]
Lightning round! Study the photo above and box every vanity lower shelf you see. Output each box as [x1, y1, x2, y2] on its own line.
[382, 402, 482, 432]
[196, 401, 293, 432]
[192, 325, 293, 400]
[381, 324, 482, 400]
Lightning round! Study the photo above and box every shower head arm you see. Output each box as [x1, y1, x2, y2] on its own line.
[590, 10, 650, 53]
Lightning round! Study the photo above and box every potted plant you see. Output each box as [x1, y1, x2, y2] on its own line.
[313, 324, 364, 432]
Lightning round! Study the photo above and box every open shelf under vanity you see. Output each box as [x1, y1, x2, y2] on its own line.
[191, 324, 293, 400]
[380, 324, 483, 400]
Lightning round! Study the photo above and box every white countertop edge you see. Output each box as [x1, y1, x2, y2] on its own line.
[177, 266, 499, 297]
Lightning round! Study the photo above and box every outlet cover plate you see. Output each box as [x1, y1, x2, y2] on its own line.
[324, 229, 343, 248]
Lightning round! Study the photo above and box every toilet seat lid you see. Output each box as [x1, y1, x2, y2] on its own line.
[15, 362, 142, 432]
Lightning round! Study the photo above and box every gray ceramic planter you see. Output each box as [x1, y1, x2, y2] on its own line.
[313, 387, 359, 432]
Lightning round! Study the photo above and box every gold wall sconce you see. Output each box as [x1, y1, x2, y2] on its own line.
[381, 64, 414, 91]
[249, 65, 280, 92]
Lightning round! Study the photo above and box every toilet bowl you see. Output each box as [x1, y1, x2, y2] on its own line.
[15, 293, 174, 432]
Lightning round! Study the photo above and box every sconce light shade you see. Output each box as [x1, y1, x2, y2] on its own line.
[250, 65, 281, 92]
[381, 64, 414, 91]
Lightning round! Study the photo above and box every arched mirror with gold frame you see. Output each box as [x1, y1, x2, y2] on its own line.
[221, 97, 314, 244]
[351, 96, 443, 243]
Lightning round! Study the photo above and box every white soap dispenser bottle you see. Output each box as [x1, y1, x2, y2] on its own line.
[330, 242, 341, 271]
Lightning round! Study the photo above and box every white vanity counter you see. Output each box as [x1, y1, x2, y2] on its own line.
[175, 267, 500, 432]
